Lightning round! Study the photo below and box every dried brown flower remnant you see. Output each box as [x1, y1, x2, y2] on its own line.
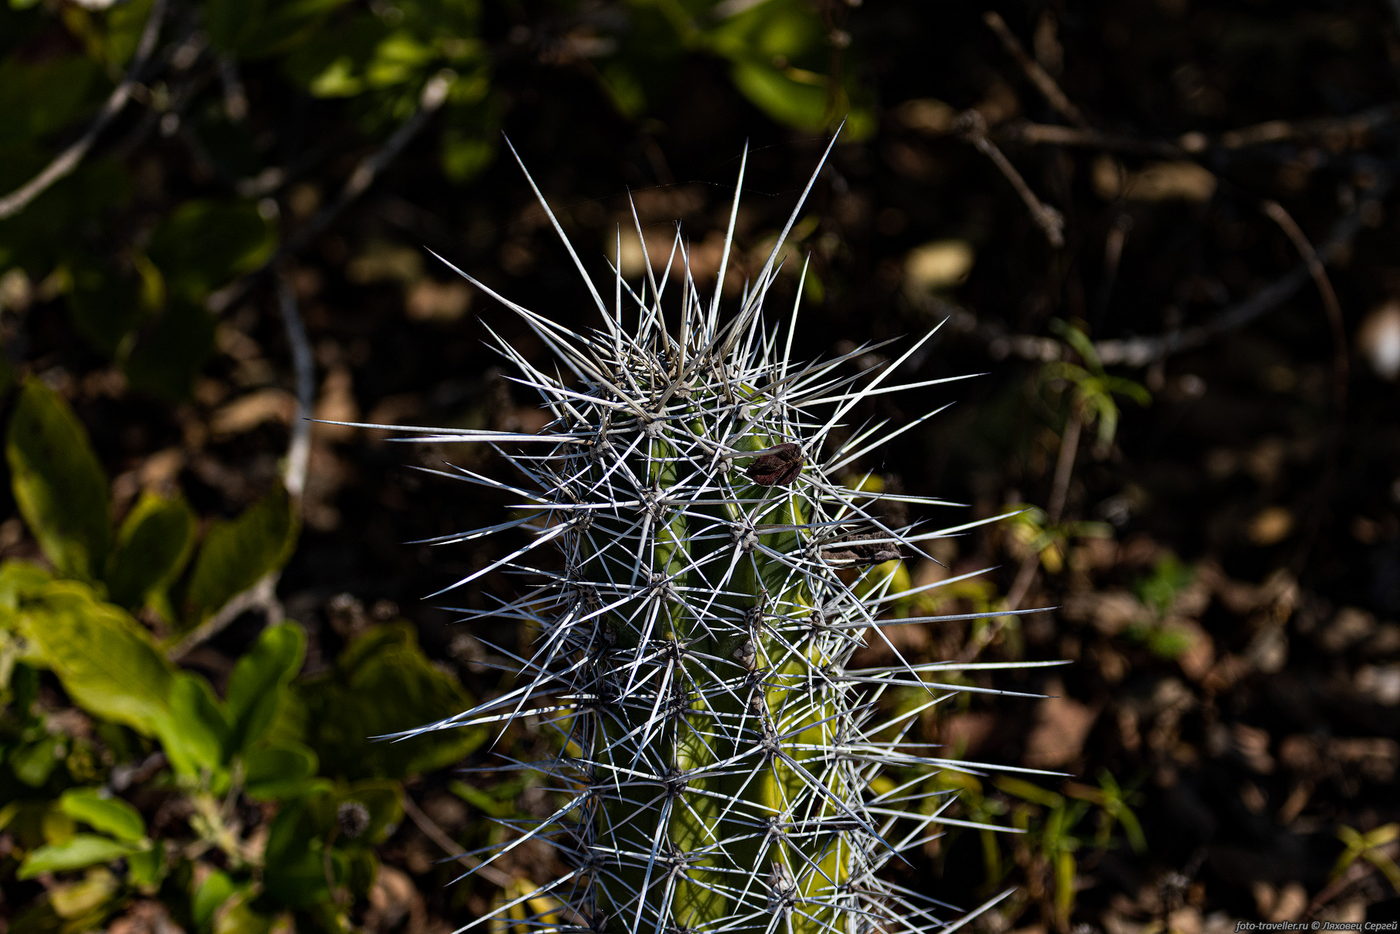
[820, 535, 904, 568]
[744, 443, 804, 486]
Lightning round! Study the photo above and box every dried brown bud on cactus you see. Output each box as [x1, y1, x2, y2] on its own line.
[744, 442, 804, 485]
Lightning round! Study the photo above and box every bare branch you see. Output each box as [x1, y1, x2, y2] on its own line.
[208, 72, 454, 315]
[928, 179, 1384, 367]
[0, 0, 168, 221]
[956, 109, 1065, 248]
[983, 11, 1089, 129]
[276, 266, 316, 500]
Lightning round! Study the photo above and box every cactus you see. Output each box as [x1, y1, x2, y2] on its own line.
[366, 140, 1056, 934]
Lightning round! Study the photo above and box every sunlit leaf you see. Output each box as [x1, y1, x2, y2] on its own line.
[17, 582, 174, 737]
[160, 673, 231, 779]
[57, 789, 146, 844]
[17, 834, 142, 879]
[183, 485, 299, 628]
[104, 490, 196, 614]
[148, 200, 276, 300]
[243, 742, 319, 800]
[5, 378, 110, 580]
[297, 622, 485, 780]
[226, 621, 306, 755]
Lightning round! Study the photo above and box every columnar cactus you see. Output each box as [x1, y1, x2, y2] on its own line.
[374, 141, 1054, 934]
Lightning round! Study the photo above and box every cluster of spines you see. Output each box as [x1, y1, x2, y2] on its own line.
[353, 140, 1058, 934]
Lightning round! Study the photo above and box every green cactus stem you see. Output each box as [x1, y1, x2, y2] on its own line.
[356, 138, 1060, 934]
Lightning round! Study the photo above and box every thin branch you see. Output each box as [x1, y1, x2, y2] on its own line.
[983, 11, 1089, 129]
[927, 178, 1384, 367]
[994, 102, 1400, 158]
[399, 791, 516, 888]
[276, 267, 316, 500]
[168, 574, 280, 662]
[1261, 200, 1348, 408]
[0, 0, 168, 221]
[208, 71, 453, 315]
[956, 109, 1065, 248]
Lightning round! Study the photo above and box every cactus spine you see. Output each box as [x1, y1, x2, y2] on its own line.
[376, 140, 1055, 934]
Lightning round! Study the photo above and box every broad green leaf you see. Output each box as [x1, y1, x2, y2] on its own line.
[8, 732, 63, 787]
[0, 55, 101, 142]
[159, 673, 230, 779]
[57, 789, 146, 844]
[126, 840, 165, 889]
[105, 490, 196, 614]
[298, 623, 485, 780]
[441, 127, 495, 184]
[101, 0, 156, 68]
[0, 157, 133, 271]
[5, 378, 110, 580]
[148, 200, 276, 300]
[204, 0, 269, 53]
[17, 582, 175, 736]
[17, 834, 142, 878]
[729, 59, 829, 132]
[226, 622, 306, 755]
[212, 894, 281, 934]
[49, 866, 120, 920]
[183, 485, 298, 628]
[121, 295, 216, 401]
[193, 868, 238, 930]
[262, 796, 334, 909]
[242, 742, 318, 801]
[61, 253, 159, 356]
[207, 0, 348, 58]
[0, 559, 51, 615]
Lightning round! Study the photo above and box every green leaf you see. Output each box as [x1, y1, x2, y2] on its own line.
[262, 796, 334, 909]
[226, 622, 306, 756]
[297, 622, 485, 780]
[0, 55, 101, 143]
[729, 59, 830, 132]
[126, 840, 165, 889]
[0, 559, 51, 615]
[212, 892, 280, 934]
[242, 742, 319, 800]
[204, 0, 269, 53]
[56, 789, 146, 844]
[207, 0, 348, 58]
[183, 485, 298, 628]
[148, 200, 276, 300]
[17, 834, 142, 878]
[17, 582, 175, 736]
[61, 254, 158, 356]
[8, 732, 64, 787]
[104, 490, 196, 614]
[159, 673, 230, 779]
[5, 378, 111, 580]
[121, 295, 216, 402]
[192, 868, 239, 930]
[48, 866, 121, 921]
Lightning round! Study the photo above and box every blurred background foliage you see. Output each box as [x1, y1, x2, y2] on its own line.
[3, 0, 1400, 931]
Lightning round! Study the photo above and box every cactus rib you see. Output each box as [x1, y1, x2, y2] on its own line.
[368, 141, 1059, 934]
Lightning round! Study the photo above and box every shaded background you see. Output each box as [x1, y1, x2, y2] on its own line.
[2, 0, 1399, 931]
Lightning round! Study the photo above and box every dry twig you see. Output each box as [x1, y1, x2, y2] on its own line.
[956, 109, 1066, 248]
[983, 11, 1089, 129]
[208, 72, 454, 315]
[0, 0, 168, 221]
